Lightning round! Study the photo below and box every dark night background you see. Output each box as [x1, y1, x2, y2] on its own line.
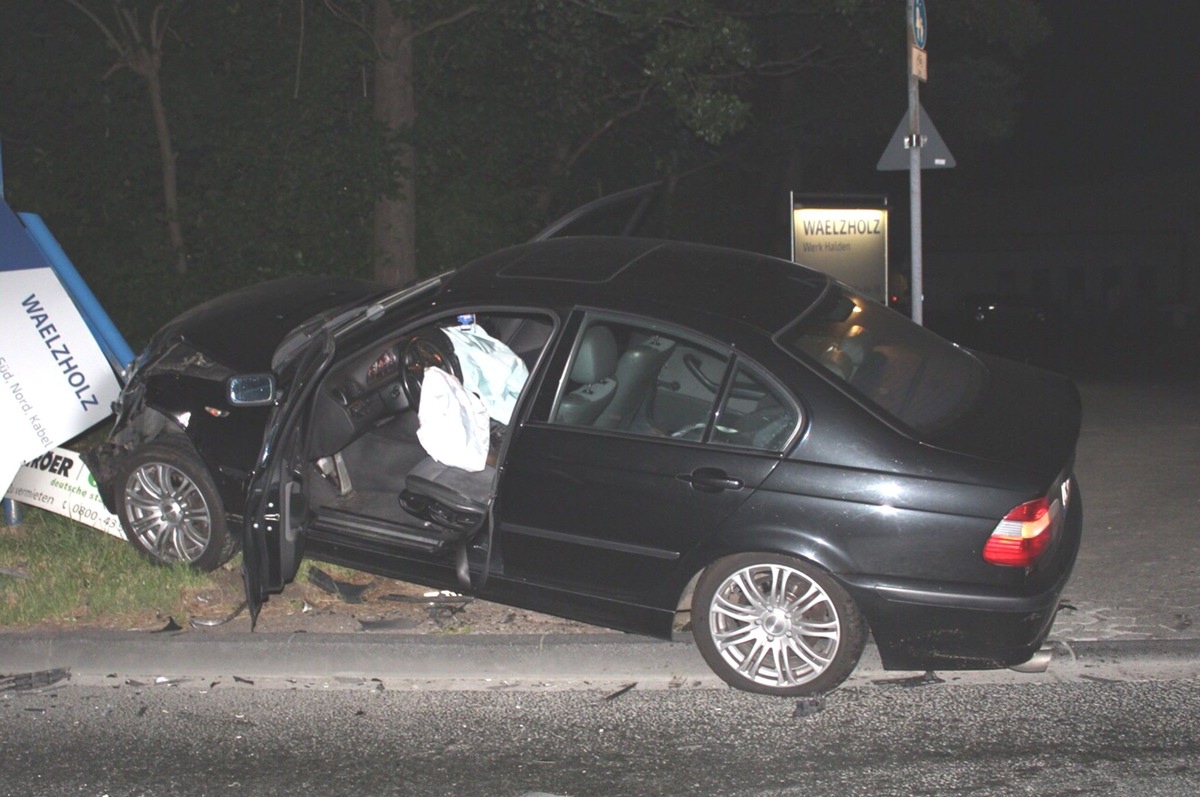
[914, 1, 1198, 375]
[996, 2, 1197, 185]
[0, 1, 1196, 376]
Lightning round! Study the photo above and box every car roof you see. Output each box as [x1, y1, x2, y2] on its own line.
[444, 237, 830, 335]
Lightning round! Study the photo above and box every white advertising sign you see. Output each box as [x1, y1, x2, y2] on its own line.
[791, 205, 889, 302]
[1, 202, 121, 494]
[4, 446, 122, 538]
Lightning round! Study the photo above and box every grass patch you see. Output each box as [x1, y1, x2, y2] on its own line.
[0, 509, 386, 630]
[0, 508, 213, 629]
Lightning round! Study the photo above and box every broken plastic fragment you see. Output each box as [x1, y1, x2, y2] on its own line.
[382, 592, 473, 607]
[0, 667, 71, 692]
[190, 600, 248, 628]
[153, 617, 183, 633]
[792, 695, 826, 718]
[307, 567, 373, 603]
[358, 617, 422, 631]
[428, 601, 469, 626]
[872, 670, 945, 688]
[601, 682, 637, 701]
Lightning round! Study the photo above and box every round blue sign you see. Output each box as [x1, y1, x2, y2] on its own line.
[912, 0, 928, 50]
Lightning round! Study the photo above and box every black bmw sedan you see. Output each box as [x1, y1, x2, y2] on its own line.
[86, 236, 1081, 696]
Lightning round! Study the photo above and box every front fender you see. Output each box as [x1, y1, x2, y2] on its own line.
[85, 372, 261, 515]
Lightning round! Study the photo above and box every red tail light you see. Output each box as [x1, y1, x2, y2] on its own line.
[982, 495, 1058, 567]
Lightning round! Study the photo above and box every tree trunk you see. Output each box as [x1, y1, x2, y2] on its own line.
[144, 64, 187, 275]
[372, 0, 417, 286]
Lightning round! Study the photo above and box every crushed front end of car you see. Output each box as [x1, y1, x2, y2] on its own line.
[83, 276, 383, 568]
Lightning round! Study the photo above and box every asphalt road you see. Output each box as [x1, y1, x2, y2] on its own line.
[1050, 380, 1200, 643]
[4, 677, 1199, 796]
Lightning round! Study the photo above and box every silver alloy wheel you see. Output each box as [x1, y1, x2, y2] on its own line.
[708, 562, 842, 688]
[123, 461, 214, 564]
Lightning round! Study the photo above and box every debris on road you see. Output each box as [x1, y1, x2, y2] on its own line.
[190, 600, 248, 628]
[0, 667, 70, 692]
[307, 567, 373, 603]
[793, 695, 826, 718]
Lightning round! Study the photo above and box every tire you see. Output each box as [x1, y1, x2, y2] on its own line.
[692, 553, 867, 696]
[113, 437, 236, 572]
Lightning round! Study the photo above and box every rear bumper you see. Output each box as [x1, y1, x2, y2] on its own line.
[842, 484, 1083, 671]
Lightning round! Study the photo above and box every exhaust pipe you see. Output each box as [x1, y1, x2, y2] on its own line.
[1009, 644, 1054, 674]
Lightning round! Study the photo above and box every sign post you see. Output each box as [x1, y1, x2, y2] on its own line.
[908, 0, 926, 324]
[878, 1, 953, 322]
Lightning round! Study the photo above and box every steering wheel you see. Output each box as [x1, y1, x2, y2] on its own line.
[401, 329, 461, 410]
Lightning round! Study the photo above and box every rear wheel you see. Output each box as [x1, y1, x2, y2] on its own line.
[692, 553, 866, 696]
[114, 437, 235, 572]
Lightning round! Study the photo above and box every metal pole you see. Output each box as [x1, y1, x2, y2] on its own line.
[907, 0, 924, 325]
[2, 499, 23, 527]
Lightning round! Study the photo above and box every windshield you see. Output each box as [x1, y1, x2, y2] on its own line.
[779, 286, 985, 435]
[271, 275, 443, 370]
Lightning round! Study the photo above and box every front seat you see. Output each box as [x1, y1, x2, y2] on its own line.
[399, 457, 494, 538]
[594, 334, 675, 430]
[555, 324, 619, 427]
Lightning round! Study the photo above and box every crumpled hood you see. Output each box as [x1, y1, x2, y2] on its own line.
[146, 276, 383, 373]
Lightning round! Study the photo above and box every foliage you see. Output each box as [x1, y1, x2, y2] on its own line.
[403, 0, 760, 269]
[2, 1, 385, 344]
[0, 0, 1048, 341]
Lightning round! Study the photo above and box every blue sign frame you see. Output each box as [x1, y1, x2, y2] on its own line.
[912, 0, 928, 50]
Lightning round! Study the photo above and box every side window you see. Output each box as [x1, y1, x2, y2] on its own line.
[549, 317, 797, 451]
[652, 338, 729, 440]
[710, 364, 799, 451]
[553, 318, 708, 434]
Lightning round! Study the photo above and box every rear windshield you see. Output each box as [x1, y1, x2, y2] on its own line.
[779, 286, 985, 434]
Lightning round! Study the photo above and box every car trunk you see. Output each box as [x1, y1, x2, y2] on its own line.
[925, 353, 1081, 484]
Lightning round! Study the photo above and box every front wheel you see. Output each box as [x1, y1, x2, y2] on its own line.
[692, 553, 867, 696]
[113, 437, 236, 572]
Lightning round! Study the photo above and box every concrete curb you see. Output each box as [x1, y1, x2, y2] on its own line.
[0, 632, 718, 686]
[2, 631, 1198, 689]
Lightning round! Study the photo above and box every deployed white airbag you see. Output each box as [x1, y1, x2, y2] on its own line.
[442, 325, 528, 425]
[415, 366, 490, 472]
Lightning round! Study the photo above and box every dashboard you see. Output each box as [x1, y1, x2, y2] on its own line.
[303, 313, 553, 459]
[306, 338, 412, 457]
[365, 348, 399, 384]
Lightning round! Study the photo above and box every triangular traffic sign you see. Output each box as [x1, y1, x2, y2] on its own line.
[877, 104, 956, 171]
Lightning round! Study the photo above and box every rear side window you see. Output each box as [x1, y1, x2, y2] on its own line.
[547, 316, 799, 452]
[780, 286, 984, 434]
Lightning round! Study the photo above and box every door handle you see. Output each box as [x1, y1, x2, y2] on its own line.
[677, 467, 744, 493]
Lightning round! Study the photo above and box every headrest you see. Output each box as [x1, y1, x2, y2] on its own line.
[570, 325, 618, 383]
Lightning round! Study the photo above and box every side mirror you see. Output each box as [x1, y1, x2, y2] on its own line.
[227, 374, 276, 406]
